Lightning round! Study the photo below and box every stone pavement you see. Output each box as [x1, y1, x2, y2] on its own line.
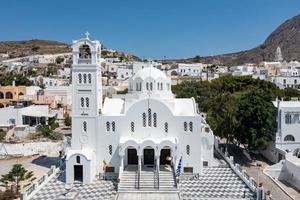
[31, 174, 117, 200]
[179, 167, 254, 200]
[117, 192, 180, 200]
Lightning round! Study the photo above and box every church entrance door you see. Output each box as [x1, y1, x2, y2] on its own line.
[143, 148, 154, 165]
[160, 148, 171, 165]
[127, 149, 138, 165]
[74, 165, 83, 182]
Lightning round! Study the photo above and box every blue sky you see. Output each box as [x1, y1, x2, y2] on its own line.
[1, 0, 300, 59]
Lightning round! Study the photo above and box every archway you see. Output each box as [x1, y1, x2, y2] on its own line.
[160, 147, 171, 165]
[79, 44, 91, 59]
[5, 92, 13, 99]
[127, 147, 138, 165]
[143, 147, 155, 166]
[0, 103, 4, 108]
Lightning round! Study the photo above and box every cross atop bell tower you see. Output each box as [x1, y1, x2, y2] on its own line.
[85, 31, 90, 39]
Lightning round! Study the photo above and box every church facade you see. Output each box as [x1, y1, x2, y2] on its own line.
[66, 35, 214, 184]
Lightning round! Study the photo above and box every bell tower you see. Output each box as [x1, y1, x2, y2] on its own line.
[71, 32, 102, 150]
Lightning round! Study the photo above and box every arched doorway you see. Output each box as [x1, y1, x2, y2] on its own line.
[143, 147, 155, 166]
[160, 147, 171, 165]
[127, 147, 138, 165]
[5, 92, 13, 99]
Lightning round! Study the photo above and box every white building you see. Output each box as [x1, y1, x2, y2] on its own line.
[66, 35, 214, 184]
[0, 105, 54, 139]
[177, 63, 203, 77]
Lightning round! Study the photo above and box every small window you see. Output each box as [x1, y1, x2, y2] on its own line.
[109, 145, 112, 155]
[160, 83, 163, 90]
[112, 121, 116, 132]
[148, 108, 152, 126]
[86, 97, 89, 108]
[150, 82, 153, 91]
[186, 145, 190, 155]
[184, 122, 188, 131]
[76, 156, 80, 164]
[164, 122, 168, 133]
[285, 114, 292, 124]
[83, 74, 87, 84]
[189, 122, 193, 132]
[143, 113, 146, 127]
[78, 74, 82, 84]
[183, 167, 193, 173]
[146, 82, 149, 90]
[88, 73, 92, 84]
[106, 121, 110, 132]
[157, 82, 160, 90]
[153, 113, 157, 127]
[131, 122, 135, 132]
[284, 135, 295, 142]
[80, 97, 84, 108]
[203, 161, 208, 167]
[83, 121, 87, 132]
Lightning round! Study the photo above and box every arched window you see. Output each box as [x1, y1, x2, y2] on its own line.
[85, 97, 89, 108]
[5, 92, 13, 99]
[78, 74, 82, 84]
[88, 73, 92, 84]
[157, 82, 160, 90]
[0, 92, 3, 99]
[83, 74, 87, 84]
[148, 108, 152, 127]
[143, 113, 146, 127]
[112, 121, 116, 132]
[18, 92, 24, 96]
[136, 83, 139, 91]
[150, 82, 153, 91]
[184, 122, 188, 131]
[189, 122, 193, 132]
[153, 113, 157, 127]
[83, 121, 87, 132]
[186, 145, 190, 155]
[106, 122, 110, 132]
[79, 44, 91, 59]
[146, 82, 149, 91]
[76, 156, 80, 163]
[160, 83, 163, 90]
[131, 122, 135, 132]
[109, 145, 113, 155]
[139, 82, 142, 91]
[80, 97, 84, 108]
[164, 122, 168, 133]
[0, 103, 4, 108]
[284, 135, 295, 142]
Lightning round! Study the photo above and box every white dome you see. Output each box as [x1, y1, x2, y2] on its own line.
[132, 67, 167, 80]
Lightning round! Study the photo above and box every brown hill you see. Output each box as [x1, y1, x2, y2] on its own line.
[176, 14, 300, 66]
[0, 39, 140, 61]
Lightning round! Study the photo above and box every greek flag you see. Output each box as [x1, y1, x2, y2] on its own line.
[176, 156, 182, 177]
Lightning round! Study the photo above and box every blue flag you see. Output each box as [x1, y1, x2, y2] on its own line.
[176, 156, 182, 177]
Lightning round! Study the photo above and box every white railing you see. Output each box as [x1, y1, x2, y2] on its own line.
[20, 165, 60, 200]
[214, 137, 274, 200]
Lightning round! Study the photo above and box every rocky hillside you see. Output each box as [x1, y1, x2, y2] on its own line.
[179, 14, 300, 66]
[0, 40, 71, 58]
[0, 39, 140, 61]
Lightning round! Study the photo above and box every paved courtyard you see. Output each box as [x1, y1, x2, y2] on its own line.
[31, 174, 117, 200]
[179, 167, 254, 200]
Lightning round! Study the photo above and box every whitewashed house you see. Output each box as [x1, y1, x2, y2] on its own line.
[66, 35, 214, 184]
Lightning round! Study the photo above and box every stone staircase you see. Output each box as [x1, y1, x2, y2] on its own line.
[118, 166, 177, 192]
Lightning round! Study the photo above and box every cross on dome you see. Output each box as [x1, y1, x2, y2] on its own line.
[85, 31, 90, 39]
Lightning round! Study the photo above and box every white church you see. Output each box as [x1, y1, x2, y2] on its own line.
[66, 34, 214, 184]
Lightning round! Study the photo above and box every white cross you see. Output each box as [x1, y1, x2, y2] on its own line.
[85, 31, 90, 39]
